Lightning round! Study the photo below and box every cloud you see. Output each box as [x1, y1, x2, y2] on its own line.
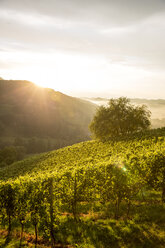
[0, 0, 165, 98]
[1, 0, 165, 26]
[0, 3, 165, 70]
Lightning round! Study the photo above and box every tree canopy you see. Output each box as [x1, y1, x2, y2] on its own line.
[89, 97, 151, 140]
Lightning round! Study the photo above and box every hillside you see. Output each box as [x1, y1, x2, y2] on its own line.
[0, 128, 165, 247]
[1, 127, 165, 183]
[1, 85, 165, 247]
[0, 79, 96, 153]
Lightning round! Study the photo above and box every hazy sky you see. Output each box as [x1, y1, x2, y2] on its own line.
[0, 0, 165, 98]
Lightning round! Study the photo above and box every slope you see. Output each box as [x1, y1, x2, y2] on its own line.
[1, 128, 165, 248]
[0, 79, 96, 153]
[1, 127, 165, 183]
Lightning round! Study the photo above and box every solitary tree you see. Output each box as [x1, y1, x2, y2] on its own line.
[89, 97, 151, 140]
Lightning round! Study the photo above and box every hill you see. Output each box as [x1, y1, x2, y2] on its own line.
[1, 127, 165, 182]
[0, 128, 165, 247]
[0, 79, 96, 153]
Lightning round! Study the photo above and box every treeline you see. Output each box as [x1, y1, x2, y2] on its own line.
[0, 136, 82, 154]
[0, 137, 83, 168]
[0, 146, 25, 168]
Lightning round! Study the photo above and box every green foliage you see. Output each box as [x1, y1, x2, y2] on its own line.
[0, 127, 165, 247]
[139, 152, 165, 202]
[90, 97, 151, 140]
[0, 146, 25, 168]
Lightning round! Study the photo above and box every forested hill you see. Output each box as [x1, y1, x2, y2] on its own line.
[0, 79, 96, 153]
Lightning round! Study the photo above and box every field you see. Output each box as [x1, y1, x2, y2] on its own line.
[0, 128, 165, 247]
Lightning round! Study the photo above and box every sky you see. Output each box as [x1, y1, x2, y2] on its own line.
[0, 0, 165, 98]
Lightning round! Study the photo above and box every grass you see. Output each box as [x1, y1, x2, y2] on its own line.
[0, 231, 49, 248]
[0, 202, 165, 248]
[55, 216, 165, 248]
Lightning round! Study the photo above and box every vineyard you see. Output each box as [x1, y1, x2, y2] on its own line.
[0, 128, 165, 247]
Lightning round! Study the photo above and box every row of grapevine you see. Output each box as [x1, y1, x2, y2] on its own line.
[0, 131, 165, 245]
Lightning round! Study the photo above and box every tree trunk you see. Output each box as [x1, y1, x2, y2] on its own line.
[73, 174, 77, 221]
[72, 201, 77, 221]
[19, 222, 24, 247]
[141, 189, 145, 202]
[8, 213, 11, 236]
[161, 174, 165, 203]
[162, 184, 165, 203]
[115, 198, 120, 219]
[126, 199, 131, 219]
[34, 224, 38, 248]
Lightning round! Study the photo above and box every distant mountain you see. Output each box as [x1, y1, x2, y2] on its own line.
[0, 80, 96, 153]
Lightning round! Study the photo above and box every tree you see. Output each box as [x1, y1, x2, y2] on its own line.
[89, 97, 151, 140]
[0, 146, 25, 167]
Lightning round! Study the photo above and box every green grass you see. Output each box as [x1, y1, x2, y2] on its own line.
[1, 218, 164, 248]
[0, 237, 21, 248]
[1, 202, 164, 248]
[0, 233, 51, 248]
[54, 202, 165, 248]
